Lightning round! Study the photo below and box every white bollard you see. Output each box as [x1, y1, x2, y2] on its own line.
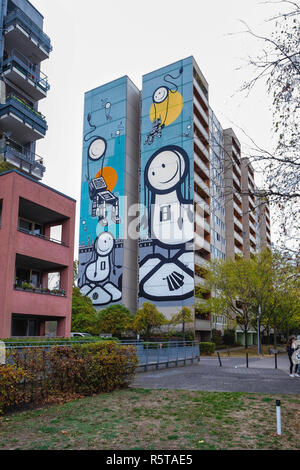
[276, 400, 282, 436]
[0, 341, 5, 365]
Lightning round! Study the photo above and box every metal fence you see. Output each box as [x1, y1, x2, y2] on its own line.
[4, 340, 200, 372]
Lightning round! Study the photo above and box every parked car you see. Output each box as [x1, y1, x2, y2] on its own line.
[70, 332, 92, 338]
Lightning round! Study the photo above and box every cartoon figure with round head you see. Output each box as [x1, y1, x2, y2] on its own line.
[80, 232, 122, 306]
[144, 145, 193, 247]
[84, 113, 120, 227]
[139, 145, 194, 302]
[145, 67, 184, 145]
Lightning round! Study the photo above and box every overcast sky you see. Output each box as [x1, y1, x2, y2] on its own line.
[30, 0, 284, 254]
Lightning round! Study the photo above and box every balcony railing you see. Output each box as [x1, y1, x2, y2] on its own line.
[2, 49, 50, 92]
[0, 139, 45, 177]
[14, 284, 66, 297]
[18, 226, 69, 247]
[0, 94, 47, 134]
[4, 6, 52, 53]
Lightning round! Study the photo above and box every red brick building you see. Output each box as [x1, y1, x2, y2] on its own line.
[0, 170, 76, 338]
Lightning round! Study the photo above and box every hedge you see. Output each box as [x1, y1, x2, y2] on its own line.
[199, 342, 216, 355]
[0, 342, 138, 414]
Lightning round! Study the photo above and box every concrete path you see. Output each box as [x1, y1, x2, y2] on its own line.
[133, 355, 300, 395]
[199, 353, 292, 373]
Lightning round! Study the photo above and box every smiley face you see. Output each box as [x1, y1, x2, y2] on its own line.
[88, 138, 107, 161]
[147, 149, 185, 191]
[153, 87, 169, 104]
[96, 232, 114, 255]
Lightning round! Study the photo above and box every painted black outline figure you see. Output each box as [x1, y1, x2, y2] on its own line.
[145, 66, 183, 146]
[80, 232, 122, 306]
[101, 99, 112, 121]
[139, 145, 194, 301]
[84, 113, 120, 227]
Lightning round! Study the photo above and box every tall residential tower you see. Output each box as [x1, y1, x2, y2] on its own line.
[0, 0, 51, 179]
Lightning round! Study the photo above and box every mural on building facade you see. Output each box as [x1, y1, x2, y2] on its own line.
[144, 66, 184, 145]
[79, 78, 127, 307]
[139, 58, 195, 306]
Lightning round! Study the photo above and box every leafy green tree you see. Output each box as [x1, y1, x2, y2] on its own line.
[200, 249, 300, 348]
[96, 304, 134, 338]
[239, 1, 300, 252]
[71, 287, 97, 333]
[169, 307, 194, 340]
[132, 302, 167, 340]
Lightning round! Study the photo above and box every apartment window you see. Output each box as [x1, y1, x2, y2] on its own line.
[18, 218, 45, 236]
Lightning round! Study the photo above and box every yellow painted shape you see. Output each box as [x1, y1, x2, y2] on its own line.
[150, 90, 183, 127]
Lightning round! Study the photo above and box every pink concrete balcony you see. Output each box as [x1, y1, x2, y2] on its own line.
[11, 287, 69, 318]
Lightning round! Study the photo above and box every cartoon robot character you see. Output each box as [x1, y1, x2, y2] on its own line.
[80, 232, 122, 306]
[84, 113, 120, 227]
[145, 67, 184, 145]
[139, 145, 194, 301]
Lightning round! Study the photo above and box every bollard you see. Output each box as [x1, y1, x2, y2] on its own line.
[246, 352, 249, 368]
[275, 353, 278, 370]
[217, 352, 222, 367]
[276, 400, 282, 435]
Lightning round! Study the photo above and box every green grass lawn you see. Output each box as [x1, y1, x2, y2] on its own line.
[0, 388, 299, 450]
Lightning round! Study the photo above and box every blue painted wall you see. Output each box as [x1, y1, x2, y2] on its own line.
[78, 77, 129, 308]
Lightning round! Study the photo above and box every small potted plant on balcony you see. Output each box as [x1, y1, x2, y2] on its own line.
[22, 282, 34, 291]
[41, 287, 50, 294]
[51, 288, 65, 296]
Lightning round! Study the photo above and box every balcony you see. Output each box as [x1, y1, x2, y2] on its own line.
[194, 152, 210, 178]
[18, 226, 68, 247]
[193, 97, 209, 125]
[195, 253, 210, 269]
[0, 94, 47, 144]
[234, 216, 243, 232]
[234, 245, 243, 256]
[195, 319, 211, 331]
[232, 170, 241, 189]
[193, 78, 209, 108]
[194, 115, 209, 143]
[195, 233, 211, 253]
[195, 211, 210, 233]
[194, 172, 210, 197]
[2, 49, 50, 101]
[250, 232, 257, 245]
[194, 194, 210, 214]
[234, 231, 244, 246]
[233, 201, 242, 216]
[194, 139, 209, 163]
[0, 138, 45, 179]
[4, 6, 52, 63]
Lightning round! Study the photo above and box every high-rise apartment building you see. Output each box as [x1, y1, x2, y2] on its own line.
[78, 76, 140, 313]
[0, 1, 76, 339]
[79, 56, 271, 341]
[0, 0, 51, 179]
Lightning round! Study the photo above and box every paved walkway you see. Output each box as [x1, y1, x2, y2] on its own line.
[133, 355, 300, 395]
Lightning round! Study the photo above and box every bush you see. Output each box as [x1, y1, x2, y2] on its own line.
[0, 365, 28, 414]
[1, 342, 138, 414]
[199, 342, 216, 355]
[222, 329, 236, 346]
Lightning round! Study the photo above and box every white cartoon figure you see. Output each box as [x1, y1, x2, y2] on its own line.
[80, 232, 122, 305]
[139, 145, 194, 301]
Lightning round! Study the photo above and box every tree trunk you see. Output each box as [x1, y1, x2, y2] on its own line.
[182, 321, 185, 342]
